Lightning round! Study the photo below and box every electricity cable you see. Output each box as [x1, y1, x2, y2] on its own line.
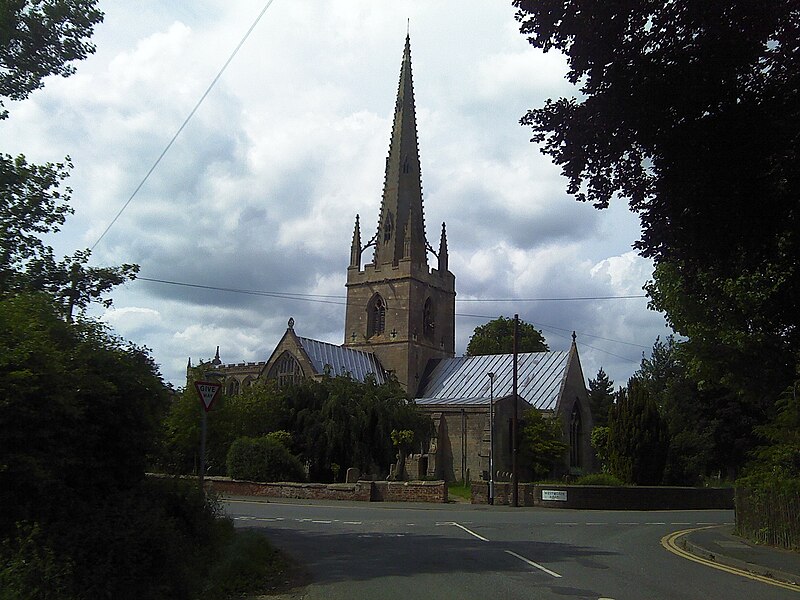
[90, 0, 278, 251]
[136, 276, 648, 360]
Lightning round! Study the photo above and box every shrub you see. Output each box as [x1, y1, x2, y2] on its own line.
[0, 478, 232, 600]
[205, 530, 293, 598]
[226, 436, 306, 482]
[574, 473, 625, 486]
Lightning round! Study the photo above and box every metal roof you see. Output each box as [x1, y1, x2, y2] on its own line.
[415, 352, 571, 410]
[297, 337, 387, 384]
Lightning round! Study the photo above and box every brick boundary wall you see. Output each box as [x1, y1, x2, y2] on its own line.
[205, 477, 447, 503]
[371, 480, 448, 503]
[471, 482, 734, 510]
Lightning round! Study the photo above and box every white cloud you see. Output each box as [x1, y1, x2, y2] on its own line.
[1, 0, 673, 389]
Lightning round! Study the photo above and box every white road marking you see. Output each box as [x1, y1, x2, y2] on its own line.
[451, 521, 489, 542]
[504, 550, 562, 578]
[343, 521, 362, 525]
[646, 522, 666, 525]
[312, 520, 332, 524]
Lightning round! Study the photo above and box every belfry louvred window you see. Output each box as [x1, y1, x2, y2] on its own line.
[368, 295, 386, 337]
[423, 298, 435, 339]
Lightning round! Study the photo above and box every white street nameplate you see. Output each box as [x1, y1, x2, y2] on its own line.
[541, 490, 568, 502]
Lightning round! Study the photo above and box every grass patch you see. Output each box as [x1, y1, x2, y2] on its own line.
[447, 482, 472, 501]
[204, 529, 300, 599]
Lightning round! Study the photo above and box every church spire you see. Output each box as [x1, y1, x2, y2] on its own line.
[373, 34, 427, 268]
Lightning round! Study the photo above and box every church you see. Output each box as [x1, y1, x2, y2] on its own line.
[195, 35, 593, 482]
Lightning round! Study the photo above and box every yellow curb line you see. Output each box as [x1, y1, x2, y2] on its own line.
[661, 527, 800, 593]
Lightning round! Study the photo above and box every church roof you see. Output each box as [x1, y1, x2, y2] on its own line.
[297, 336, 387, 384]
[415, 351, 572, 410]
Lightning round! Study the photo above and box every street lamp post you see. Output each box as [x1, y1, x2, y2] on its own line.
[487, 371, 495, 505]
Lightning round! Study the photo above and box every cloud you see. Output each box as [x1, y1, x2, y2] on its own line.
[1, 0, 673, 389]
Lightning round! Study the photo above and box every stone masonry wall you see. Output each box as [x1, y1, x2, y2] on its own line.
[206, 477, 447, 503]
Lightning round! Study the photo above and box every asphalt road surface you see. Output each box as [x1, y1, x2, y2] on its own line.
[225, 498, 792, 600]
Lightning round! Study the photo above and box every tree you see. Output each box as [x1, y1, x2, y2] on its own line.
[607, 378, 669, 485]
[519, 408, 567, 480]
[0, 0, 103, 119]
[587, 367, 614, 428]
[0, 154, 139, 316]
[466, 316, 548, 356]
[159, 372, 432, 483]
[514, 1, 800, 409]
[0, 293, 167, 537]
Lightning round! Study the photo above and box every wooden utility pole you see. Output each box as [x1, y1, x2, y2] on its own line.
[512, 313, 519, 507]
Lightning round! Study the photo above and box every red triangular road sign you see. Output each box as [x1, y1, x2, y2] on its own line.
[194, 381, 222, 412]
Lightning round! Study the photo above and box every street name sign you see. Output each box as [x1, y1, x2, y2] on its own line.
[541, 489, 568, 502]
[194, 381, 222, 412]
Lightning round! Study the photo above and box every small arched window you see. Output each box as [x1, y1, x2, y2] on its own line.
[268, 352, 304, 388]
[368, 294, 386, 337]
[226, 379, 240, 396]
[569, 403, 582, 468]
[423, 297, 435, 339]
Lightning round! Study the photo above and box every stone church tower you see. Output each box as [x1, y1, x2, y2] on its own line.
[344, 35, 455, 396]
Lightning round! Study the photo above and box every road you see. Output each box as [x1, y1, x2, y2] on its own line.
[225, 498, 793, 600]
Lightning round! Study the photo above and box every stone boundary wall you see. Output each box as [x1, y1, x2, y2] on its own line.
[206, 477, 447, 503]
[372, 480, 448, 503]
[471, 482, 734, 510]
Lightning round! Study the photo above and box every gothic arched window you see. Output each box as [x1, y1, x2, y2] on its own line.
[368, 294, 386, 337]
[423, 297, 435, 339]
[226, 378, 240, 396]
[569, 402, 582, 469]
[268, 352, 304, 388]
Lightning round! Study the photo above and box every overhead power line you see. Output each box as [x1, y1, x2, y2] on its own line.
[136, 275, 649, 359]
[90, 0, 278, 251]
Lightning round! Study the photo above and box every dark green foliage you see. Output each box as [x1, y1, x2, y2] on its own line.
[0, 154, 139, 315]
[587, 367, 614, 427]
[514, 0, 799, 428]
[161, 373, 430, 482]
[607, 379, 669, 485]
[204, 530, 293, 599]
[632, 336, 762, 483]
[519, 408, 567, 480]
[465, 315, 548, 356]
[0, 293, 167, 537]
[277, 375, 431, 482]
[744, 379, 800, 481]
[0, 0, 104, 118]
[226, 436, 305, 483]
[0, 475, 231, 599]
[573, 472, 624, 486]
[590, 426, 609, 473]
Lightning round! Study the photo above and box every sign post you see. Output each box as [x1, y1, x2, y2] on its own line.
[194, 380, 221, 491]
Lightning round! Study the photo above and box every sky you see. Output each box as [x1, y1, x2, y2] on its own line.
[2, 0, 673, 389]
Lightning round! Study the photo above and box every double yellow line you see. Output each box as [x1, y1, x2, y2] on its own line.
[661, 527, 800, 593]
